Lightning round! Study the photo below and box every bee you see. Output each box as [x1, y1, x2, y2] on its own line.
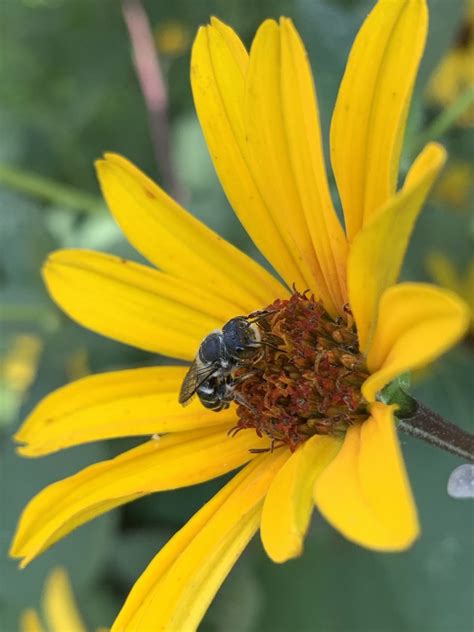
[178, 315, 265, 411]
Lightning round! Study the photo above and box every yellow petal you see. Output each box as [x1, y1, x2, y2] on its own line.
[314, 403, 419, 551]
[15, 366, 234, 457]
[20, 611, 45, 632]
[43, 249, 241, 360]
[191, 19, 304, 293]
[348, 143, 446, 351]
[243, 19, 347, 313]
[260, 435, 341, 563]
[363, 283, 470, 401]
[10, 426, 269, 567]
[96, 153, 285, 311]
[331, 0, 428, 239]
[111, 450, 290, 632]
[43, 568, 86, 632]
[279, 18, 348, 311]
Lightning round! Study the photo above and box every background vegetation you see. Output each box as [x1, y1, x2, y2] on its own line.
[1, 0, 473, 630]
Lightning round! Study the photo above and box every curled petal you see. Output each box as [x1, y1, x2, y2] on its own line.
[314, 403, 419, 551]
[260, 435, 341, 563]
[363, 283, 470, 401]
[348, 143, 446, 351]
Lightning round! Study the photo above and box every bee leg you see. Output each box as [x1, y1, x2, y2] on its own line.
[230, 371, 255, 385]
[233, 391, 258, 415]
[260, 341, 281, 352]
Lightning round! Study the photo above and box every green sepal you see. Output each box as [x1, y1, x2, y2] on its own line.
[379, 372, 417, 419]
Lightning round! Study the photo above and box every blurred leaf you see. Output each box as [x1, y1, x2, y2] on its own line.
[0, 438, 117, 610]
[0, 191, 53, 287]
[81, 583, 120, 632]
[108, 528, 174, 587]
[402, 202, 472, 284]
[126, 473, 233, 527]
[202, 554, 263, 632]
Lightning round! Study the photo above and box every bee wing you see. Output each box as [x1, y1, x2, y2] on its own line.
[179, 361, 200, 405]
[178, 361, 217, 406]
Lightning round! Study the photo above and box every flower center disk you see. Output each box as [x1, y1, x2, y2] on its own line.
[233, 292, 370, 451]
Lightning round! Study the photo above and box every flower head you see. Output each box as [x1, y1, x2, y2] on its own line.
[11, 1, 469, 630]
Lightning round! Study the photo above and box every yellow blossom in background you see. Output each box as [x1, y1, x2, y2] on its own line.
[10, 1, 470, 630]
[154, 20, 190, 57]
[20, 568, 87, 632]
[427, 253, 474, 332]
[1, 334, 42, 393]
[0, 334, 42, 426]
[427, 0, 474, 127]
[432, 160, 474, 211]
[66, 347, 91, 382]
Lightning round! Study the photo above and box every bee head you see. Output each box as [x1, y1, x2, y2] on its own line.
[222, 317, 261, 360]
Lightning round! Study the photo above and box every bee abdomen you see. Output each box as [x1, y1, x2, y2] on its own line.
[197, 379, 232, 411]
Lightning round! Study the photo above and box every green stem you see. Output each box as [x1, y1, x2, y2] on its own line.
[408, 86, 474, 155]
[0, 164, 104, 213]
[397, 398, 474, 463]
[0, 305, 60, 331]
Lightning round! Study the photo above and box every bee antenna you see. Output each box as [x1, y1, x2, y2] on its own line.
[247, 308, 279, 323]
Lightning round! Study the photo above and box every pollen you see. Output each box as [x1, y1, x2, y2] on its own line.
[232, 291, 370, 451]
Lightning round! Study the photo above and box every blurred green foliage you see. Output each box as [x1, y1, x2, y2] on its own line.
[1, 0, 473, 631]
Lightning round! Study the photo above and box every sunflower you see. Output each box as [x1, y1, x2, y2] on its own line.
[11, 1, 469, 630]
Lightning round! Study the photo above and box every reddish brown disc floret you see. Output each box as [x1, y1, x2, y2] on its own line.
[233, 291, 369, 451]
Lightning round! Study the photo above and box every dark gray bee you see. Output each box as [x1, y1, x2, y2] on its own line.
[178, 316, 264, 411]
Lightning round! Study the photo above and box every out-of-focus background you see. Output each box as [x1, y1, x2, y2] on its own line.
[1, 0, 473, 630]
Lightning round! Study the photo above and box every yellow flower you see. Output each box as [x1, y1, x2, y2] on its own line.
[154, 20, 190, 57]
[20, 568, 87, 632]
[11, 2, 470, 630]
[433, 160, 474, 210]
[427, 253, 474, 332]
[1, 334, 42, 394]
[427, 0, 474, 126]
[1, 334, 42, 425]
